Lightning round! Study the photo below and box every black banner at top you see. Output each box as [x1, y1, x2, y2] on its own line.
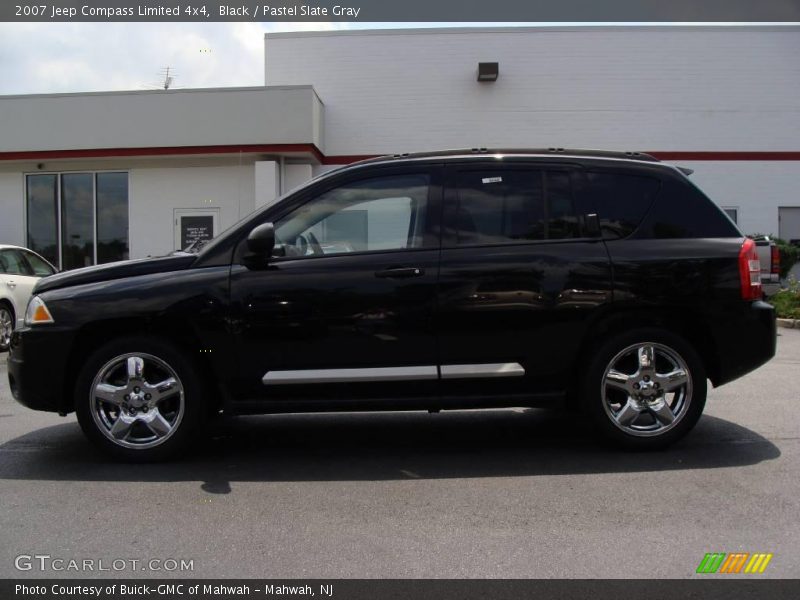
[3, 0, 800, 22]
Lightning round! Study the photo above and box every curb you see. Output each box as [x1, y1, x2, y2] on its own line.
[777, 318, 798, 329]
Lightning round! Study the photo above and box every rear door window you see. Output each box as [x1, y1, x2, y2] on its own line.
[573, 171, 660, 239]
[450, 169, 580, 245]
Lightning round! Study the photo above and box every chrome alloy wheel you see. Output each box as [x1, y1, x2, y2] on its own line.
[90, 353, 185, 449]
[601, 342, 692, 437]
[0, 307, 12, 349]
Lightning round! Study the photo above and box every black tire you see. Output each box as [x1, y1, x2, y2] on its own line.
[0, 302, 14, 352]
[75, 336, 205, 461]
[582, 328, 707, 450]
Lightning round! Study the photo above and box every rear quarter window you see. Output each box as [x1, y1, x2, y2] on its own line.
[635, 177, 741, 239]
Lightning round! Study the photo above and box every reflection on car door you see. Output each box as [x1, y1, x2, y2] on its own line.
[228, 166, 443, 406]
[436, 163, 613, 403]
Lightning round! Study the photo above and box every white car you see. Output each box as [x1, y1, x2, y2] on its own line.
[0, 244, 57, 351]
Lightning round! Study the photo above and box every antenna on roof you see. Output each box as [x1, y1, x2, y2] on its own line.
[140, 67, 181, 91]
[160, 66, 174, 90]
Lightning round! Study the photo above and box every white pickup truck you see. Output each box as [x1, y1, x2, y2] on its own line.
[753, 236, 781, 297]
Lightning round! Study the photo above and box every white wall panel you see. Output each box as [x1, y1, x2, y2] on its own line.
[284, 164, 314, 193]
[0, 86, 324, 153]
[255, 161, 279, 209]
[128, 165, 254, 259]
[265, 27, 800, 155]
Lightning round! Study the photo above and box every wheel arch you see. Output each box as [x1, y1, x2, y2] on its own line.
[0, 297, 16, 320]
[62, 316, 226, 415]
[566, 307, 720, 411]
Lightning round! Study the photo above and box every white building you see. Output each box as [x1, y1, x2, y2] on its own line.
[1, 25, 799, 270]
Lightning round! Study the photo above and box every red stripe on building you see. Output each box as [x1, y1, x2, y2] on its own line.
[1, 146, 800, 164]
[0, 144, 325, 164]
[648, 151, 800, 161]
[321, 155, 381, 165]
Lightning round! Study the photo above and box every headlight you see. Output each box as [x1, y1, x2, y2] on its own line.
[25, 296, 55, 325]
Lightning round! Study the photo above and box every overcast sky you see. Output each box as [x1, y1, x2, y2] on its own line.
[0, 22, 342, 94]
[0, 22, 538, 95]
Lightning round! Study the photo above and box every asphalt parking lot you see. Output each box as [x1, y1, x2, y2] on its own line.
[1, 330, 798, 579]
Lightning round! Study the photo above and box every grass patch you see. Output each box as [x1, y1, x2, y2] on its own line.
[772, 285, 800, 319]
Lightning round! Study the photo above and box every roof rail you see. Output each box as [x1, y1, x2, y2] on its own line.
[349, 147, 661, 166]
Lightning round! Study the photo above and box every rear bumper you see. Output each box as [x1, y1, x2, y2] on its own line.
[7, 326, 76, 414]
[712, 300, 776, 387]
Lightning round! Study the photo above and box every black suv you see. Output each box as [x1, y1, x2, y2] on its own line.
[7, 149, 776, 460]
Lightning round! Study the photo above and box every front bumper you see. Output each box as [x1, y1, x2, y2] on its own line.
[7, 326, 76, 414]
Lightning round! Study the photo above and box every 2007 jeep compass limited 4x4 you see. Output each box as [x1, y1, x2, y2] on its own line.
[8, 149, 776, 460]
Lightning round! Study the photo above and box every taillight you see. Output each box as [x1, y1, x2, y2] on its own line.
[771, 244, 780, 275]
[739, 238, 762, 300]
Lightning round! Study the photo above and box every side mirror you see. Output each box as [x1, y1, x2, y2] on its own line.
[246, 222, 275, 256]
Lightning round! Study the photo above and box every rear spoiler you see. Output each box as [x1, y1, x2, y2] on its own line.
[676, 166, 694, 176]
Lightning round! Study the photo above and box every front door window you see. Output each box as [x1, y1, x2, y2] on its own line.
[274, 174, 431, 258]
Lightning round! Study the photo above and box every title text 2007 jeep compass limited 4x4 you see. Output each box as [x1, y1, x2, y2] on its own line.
[8, 149, 776, 460]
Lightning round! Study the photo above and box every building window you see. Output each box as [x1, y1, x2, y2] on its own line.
[26, 172, 129, 270]
[25, 174, 59, 267]
[96, 172, 131, 264]
[722, 207, 738, 225]
[61, 173, 95, 270]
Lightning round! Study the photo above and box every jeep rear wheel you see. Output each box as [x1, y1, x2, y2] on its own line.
[75, 337, 204, 461]
[584, 328, 707, 449]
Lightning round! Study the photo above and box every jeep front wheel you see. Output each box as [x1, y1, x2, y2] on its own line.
[75, 337, 204, 461]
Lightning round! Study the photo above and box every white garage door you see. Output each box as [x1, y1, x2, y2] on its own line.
[779, 207, 800, 244]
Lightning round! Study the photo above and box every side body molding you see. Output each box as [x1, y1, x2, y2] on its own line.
[262, 363, 525, 385]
